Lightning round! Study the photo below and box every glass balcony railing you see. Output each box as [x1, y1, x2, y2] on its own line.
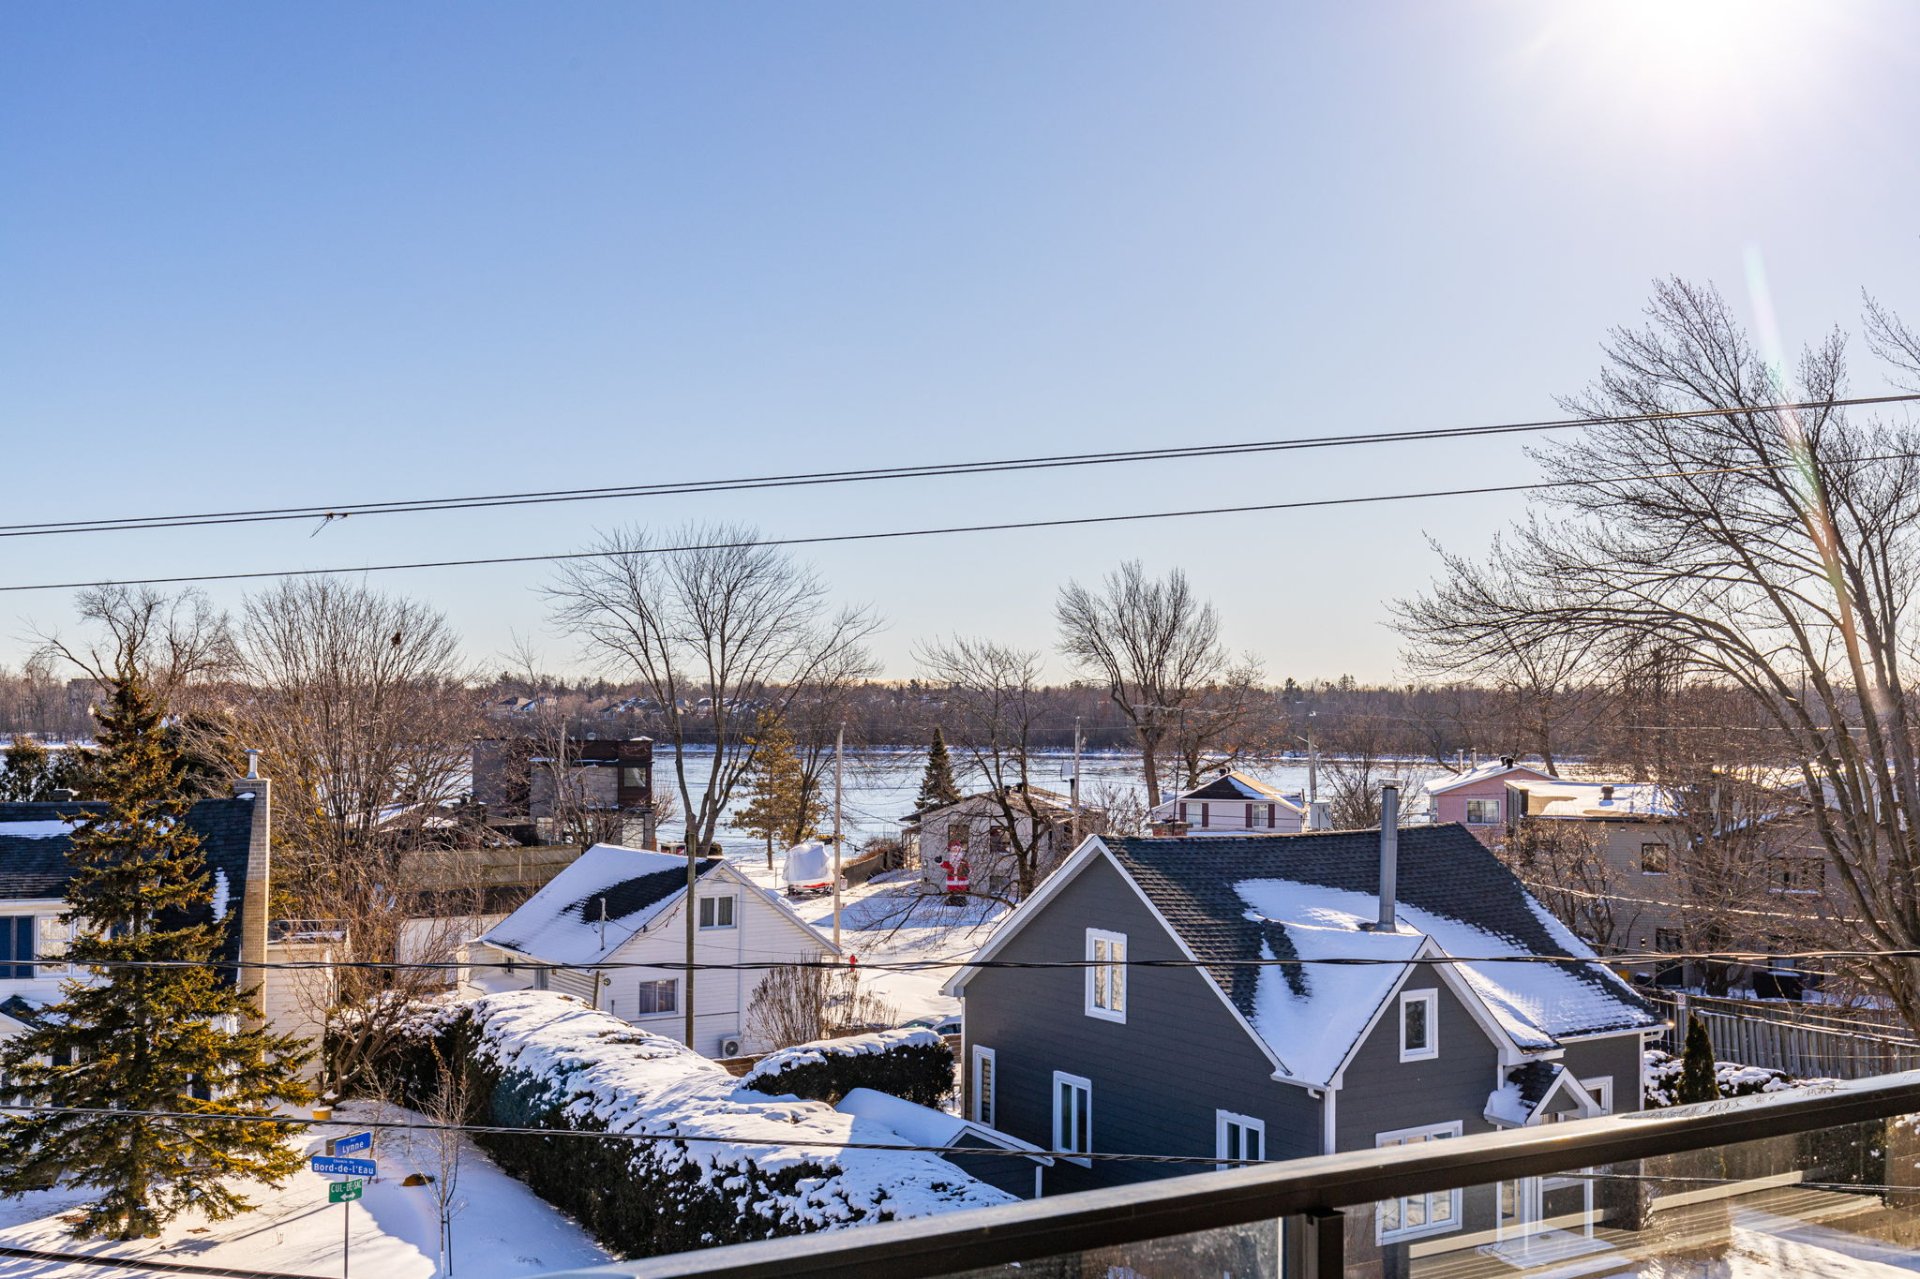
[536, 1069, 1920, 1279]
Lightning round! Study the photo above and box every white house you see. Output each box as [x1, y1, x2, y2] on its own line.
[475, 844, 836, 1058]
[1147, 771, 1307, 835]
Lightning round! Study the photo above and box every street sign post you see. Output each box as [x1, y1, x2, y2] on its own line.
[314, 1152, 377, 1279]
[328, 1178, 364, 1204]
[311, 1155, 377, 1177]
[333, 1131, 373, 1156]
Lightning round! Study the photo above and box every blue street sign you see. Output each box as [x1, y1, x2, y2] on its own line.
[334, 1131, 374, 1155]
[312, 1155, 377, 1178]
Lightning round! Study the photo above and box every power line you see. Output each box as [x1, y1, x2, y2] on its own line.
[7, 393, 1912, 542]
[0, 1104, 1262, 1168]
[1, 453, 1889, 595]
[21, 946, 1920, 975]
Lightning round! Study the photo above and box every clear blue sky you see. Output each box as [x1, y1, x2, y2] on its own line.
[3, 2, 1915, 683]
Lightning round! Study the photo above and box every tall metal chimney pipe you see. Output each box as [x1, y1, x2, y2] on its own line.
[1375, 781, 1400, 932]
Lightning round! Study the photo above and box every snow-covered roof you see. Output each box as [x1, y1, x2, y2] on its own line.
[1100, 829, 1661, 1086]
[905, 787, 1076, 823]
[480, 843, 720, 967]
[1484, 1062, 1598, 1127]
[1426, 760, 1555, 796]
[835, 1088, 1052, 1164]
[1148, 771, 1307, 818]
[1508, 777, 1676, 820]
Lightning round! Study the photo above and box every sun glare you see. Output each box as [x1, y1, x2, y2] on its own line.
[1518, 0, 1847, 125]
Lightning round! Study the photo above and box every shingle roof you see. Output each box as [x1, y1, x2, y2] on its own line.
[482, 844, 727, 966]
[0, 798, 259, 968]
[1102, 826, 1659, 1081]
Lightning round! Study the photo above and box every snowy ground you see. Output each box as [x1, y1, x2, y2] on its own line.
[0, 1102, 611, 1278]
[730, 860, 1004, 1027]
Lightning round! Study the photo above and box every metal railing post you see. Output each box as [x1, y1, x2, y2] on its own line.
[1301, 1207, 1343, 1279]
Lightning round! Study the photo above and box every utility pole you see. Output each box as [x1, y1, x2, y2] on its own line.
[1069, 716, 1083, 848]
[832, 723, 844, 950]
[684, 798, 697, 1048]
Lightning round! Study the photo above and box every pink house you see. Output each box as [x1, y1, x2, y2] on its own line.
[1427, 758, 1556, 845]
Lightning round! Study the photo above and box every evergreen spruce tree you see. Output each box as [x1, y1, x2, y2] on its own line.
[916, 728, 961, 812]
[0, 662, 311, 1239]
[0, 734, 52, 801]
[736, 715, 822, 869]
[1676, 1013, 1720, 1104]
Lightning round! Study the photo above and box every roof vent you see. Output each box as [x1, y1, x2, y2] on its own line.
[1601, 785, 1614, 802]
[1501, 756, 1514, 769]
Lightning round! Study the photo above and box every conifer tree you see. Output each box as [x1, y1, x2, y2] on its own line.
[0, 734, 52, 801]
[0, 661, 311, 1240]
[916, 728, 961, 812]
[736, 715, 822, 868]
[1676, 1013, 1720, 1105]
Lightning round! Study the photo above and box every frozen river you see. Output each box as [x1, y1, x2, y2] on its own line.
[648, 746, 1328, 860]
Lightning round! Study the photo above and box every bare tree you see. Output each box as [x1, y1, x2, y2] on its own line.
[745, 964, 897, 1050]
[915, 637, 1070, 903]
[37, 586, 234, 713]
[547, 523, 877, 1047]
[1400, 278, 1920, 1026]
[1057, 562, 1231, 807]
[1499, 820, 1640, 955]
[421, 1048, 471, 1277]
[225, 579, 480, 1090]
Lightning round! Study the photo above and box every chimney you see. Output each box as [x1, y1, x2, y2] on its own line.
[1600, 785, 1615, 803]
[1370, 781, 1400, 932]
[1501, 756, 1514, 769]
[233, 753, 272, 1025]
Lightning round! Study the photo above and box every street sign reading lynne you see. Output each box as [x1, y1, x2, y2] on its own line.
[328, 1178, 364, 1204]
[334, 1131, 373, 1155]
[312, 1155, 377, 1178]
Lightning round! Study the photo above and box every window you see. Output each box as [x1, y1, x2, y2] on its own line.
[1376, 1123, 1463, 1241]
[1771, 856, 1827, 893]
[987, 825, 1010, 854]
[1053, 1071, 1092, 1162]
[946, 820, 971, 858]
[1085, 929, 1127, 1022]
[1, 916, 34, 981]
[1465, 797, 1500, 824]
[972, 1046, 996, 1127]
[698, 895, 736, 929]
[634, 978, 678, 1015]
[1654, 928, 1684, 953]
[1641, 842, 1671, 874]
[1399, 989, 1438, 1061]
[1581, 1076, 1613, 1115]
[1216, 1110, 1265, 1169]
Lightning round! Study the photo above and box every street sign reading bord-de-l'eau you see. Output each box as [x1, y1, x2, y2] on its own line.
[328, 1178, 364, 1204]
[312, 1155, 377, 1178]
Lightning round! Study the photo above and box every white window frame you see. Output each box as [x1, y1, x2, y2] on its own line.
[633, 977, 678, 1016]
[1053, 1070, 1092, 1165]
[1084, 929, 1127, 1023]
[1215, 1109, 1265, 1170]
[1375, 1121, 1464, 1242]
[1399, 989, 1439, 1062]
[972, 1046, 997, 1128]
[698, 894, 737, 930]
[1464, 797, 1500, 824]
[1581, 1075, 1613, 1115]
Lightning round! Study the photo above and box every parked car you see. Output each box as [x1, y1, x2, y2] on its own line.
[904, 1012, 962, 1037]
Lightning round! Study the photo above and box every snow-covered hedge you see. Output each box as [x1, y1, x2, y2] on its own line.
[1642, 1048, 1829, 1108]
[737, 1028, 952, 1108]
[386, 992, 1008, 1259]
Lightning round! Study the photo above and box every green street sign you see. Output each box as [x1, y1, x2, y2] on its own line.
[328, 1178, 364, 1204]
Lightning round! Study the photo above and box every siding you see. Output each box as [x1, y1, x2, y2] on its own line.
[961, 853, 1323, 1194]
[1558, 1033, 1646, 1114]
[1334, 975, 1502, 1152]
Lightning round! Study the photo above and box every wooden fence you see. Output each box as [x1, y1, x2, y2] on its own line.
[1648, 991, 1920, 1079]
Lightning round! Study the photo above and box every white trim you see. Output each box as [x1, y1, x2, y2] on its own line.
[943, 838, 1299, 1082]
[1052, 1070, 1092, 1166]
[1329, 940, 1530, 1088]
[1375, 1121, 1465, 1243]
[1399, 989, 1439, 1062]
[1321, 1088, 1337, 1154]
[1215, 1109, 1265, 1170]
[697, 893, 737, 930]
[1580, 1075, 1614, 1115]
[971, 1045, 997, 1127]
[1084, 928, 1127, 1023]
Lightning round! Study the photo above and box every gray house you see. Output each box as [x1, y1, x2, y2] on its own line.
[945, 818, 1662, 1270]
